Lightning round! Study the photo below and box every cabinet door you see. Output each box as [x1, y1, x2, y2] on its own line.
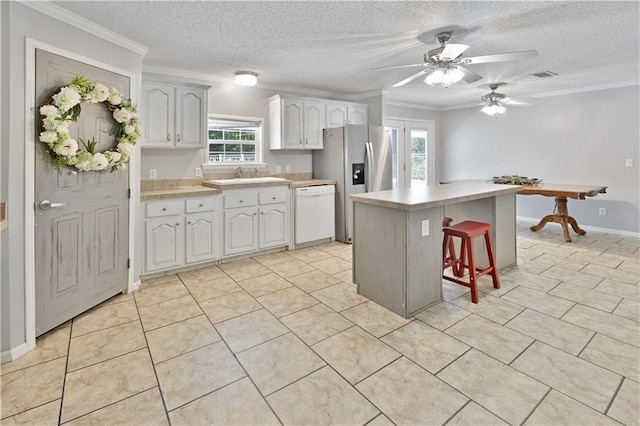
[175, 86, 206, 148]
[283, 99, 304, 148]
[303, 101, 325, 149]
[348, 105, 368, 125]
[224, 207, 258, 255]
[145, 217, 184, 272]
[142, 83, 175, 147]
[259, 205, 289, 248]
[326, 104, 347, 128]
[185, 212, 217, 263]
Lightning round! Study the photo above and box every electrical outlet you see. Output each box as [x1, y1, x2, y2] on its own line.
[149, 169, 157, 179]
[276, 165, 282, 173]
[599, 208, 607, 216]
[626, 159, 634, 167]
[421, 219, 430, 236]
[285, 165, 291, 172]
[194, 167, 202, 177]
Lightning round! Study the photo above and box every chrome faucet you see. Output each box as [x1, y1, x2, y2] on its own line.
[234, 166, 243, 178]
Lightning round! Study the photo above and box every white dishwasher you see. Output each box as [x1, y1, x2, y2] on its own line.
[294, 185, 335, 245]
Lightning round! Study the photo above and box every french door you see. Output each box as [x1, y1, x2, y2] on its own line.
[385, 119, 435, 189]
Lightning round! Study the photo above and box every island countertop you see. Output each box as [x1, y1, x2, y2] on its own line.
[350, 182, 521, 211]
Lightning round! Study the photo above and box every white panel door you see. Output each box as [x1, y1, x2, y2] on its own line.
[224, 207, 258, 255]
[303, 101, 325, 149]
[35, 49, 129, 335]
[259, 205, 288, 248]
[326, 104, 347, 127]
[185, 212, 216, 263]
[146, 218, 184, 272]
[142, 82, 174, 147]
[176, 86, 204, 148]
[283, 99, 303, 148]
[348, 105, 368, 125]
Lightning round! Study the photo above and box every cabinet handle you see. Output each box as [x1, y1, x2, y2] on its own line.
[176, 223, 180, 226]
[305, 138, 308, 144]
[166, 133, 171, 142]
[177, 134, 181, 143]
[239, 200, 243, 203]
[162, 208, 167, 211]
[272, 196, 276, 200]
[187, 221, 192, 225]
[253, 213, 257, 216]
[199, 203, 203, 207]
[299, 138, 302, 144]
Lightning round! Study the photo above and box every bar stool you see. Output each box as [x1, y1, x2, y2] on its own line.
[442, 220, 500, 303]
[442, 217, 462, 277]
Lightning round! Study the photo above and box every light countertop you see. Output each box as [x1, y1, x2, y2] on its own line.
[290, 179, 336, 188]
[140, 186, 221, 201]
[350, 182, 522, 211]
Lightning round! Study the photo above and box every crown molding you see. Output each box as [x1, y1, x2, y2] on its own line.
[19, 0, 148, 56]
[352, 90, 389, 100]
[142, 64, 367, 101]
[386, 99, 442, 111]
[529, 80, 640, 99]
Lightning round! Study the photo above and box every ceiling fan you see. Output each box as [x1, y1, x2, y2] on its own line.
[480, 83, 530, 118]
[373, 32, 538, 88]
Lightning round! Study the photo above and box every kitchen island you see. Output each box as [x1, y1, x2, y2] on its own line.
[351, 182, 521, 318]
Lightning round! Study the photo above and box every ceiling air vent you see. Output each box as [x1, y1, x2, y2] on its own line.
[532, 71, 558, 78]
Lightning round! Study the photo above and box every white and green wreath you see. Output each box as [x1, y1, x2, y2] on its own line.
[39, 76, 140, 172]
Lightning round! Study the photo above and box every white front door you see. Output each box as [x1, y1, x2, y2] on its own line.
[386, 119, 435, 188]
[34, 49, 130, 336]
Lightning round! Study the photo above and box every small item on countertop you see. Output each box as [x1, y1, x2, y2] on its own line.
[489, 175, 542, 186]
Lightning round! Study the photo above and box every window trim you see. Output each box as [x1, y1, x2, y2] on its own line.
[202, 113, 265, 170]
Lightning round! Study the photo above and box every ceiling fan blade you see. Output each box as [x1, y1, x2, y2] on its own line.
[440, 43, 469, 60]
[392, 69, 430, 87]
[460, 50, 539, 65]
[371, 63, 426, 71]
[457, 66, 483, 83]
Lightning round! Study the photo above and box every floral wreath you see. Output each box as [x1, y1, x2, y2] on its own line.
[39, 76, 140, 172]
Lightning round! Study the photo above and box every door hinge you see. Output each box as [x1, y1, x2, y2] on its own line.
[127, 258, 131, 269]
[127, 188, 131, 199]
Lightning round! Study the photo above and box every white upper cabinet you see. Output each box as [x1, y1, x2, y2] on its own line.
[269, 95, 366, 150]
[270, 95, 326, 150]
[326, 103, 368, 127]
[142, 79, 209, 148]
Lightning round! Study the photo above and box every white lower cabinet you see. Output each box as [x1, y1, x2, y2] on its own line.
[144, 196, 220, 273]
[223, 186, 290, 257]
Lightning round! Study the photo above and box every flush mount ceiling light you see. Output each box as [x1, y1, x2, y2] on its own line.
[481, 84, 507, 118]
[423, 64, 465, 88]
[234, 71, 257, 86]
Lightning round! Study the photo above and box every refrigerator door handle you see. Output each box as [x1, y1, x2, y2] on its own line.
[365, 142, 375, 192]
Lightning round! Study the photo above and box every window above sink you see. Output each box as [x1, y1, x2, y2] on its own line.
[204, 115, 266, 169]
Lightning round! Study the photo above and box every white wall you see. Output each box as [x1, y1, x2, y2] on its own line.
[140, 82, 361, 179]
[440, 86, 640, 234]
[0, 2, 143, 357]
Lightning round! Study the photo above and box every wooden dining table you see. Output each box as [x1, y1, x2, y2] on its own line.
[518, 183, 608, 242]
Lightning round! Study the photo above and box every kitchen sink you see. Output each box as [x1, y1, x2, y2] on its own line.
[206, 177, 288, 185]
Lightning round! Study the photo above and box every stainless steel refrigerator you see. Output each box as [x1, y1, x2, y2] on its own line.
[313, 124, 393, 243]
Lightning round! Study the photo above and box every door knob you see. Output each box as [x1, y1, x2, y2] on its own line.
[39, 200, 66, 210]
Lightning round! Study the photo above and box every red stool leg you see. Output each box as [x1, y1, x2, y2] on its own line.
[464, 236, 479, 303]
[484, 230, 500, 289]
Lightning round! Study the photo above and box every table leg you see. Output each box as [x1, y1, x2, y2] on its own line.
[529, 196, 586, 242]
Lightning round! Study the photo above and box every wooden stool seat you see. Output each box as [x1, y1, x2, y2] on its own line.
[442, 220, 500, 303]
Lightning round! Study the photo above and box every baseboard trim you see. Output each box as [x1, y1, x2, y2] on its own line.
[517, 216, 640, 238]
[128, 279, 141, 294]
[1, 342, 29, 364]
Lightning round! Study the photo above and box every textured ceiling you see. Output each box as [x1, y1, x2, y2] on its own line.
[53, 1, 640, 108]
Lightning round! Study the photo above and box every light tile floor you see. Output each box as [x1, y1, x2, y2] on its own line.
[2, 222, 639, 425]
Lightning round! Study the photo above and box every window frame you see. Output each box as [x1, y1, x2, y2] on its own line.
[202, 114, 266, 171]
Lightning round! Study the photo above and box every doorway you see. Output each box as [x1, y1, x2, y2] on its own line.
[386, 119, 435, 189]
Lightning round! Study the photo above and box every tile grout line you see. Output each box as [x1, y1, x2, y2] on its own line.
[519, 387, 552, 426]
[56, 316, 75, 425]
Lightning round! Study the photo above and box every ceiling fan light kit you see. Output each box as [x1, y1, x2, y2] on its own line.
[234, 71, 258, 86]
[424, 65, 465, 87]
